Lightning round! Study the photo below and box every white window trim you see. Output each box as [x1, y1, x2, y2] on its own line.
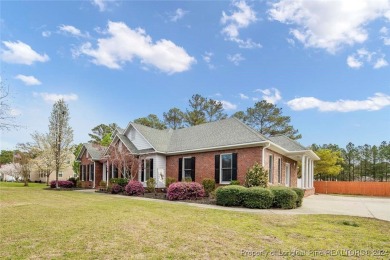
[141, 157, 153, 183]
[285, 163, 291, 187]
[182, 157, 192, 180]
[220, 153, 233, 184]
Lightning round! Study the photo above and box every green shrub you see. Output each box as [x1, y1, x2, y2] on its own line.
[270, 187, 298, 209]
[146, 178, 156, 193]
[184, 177, 192, 182]
[240, 187, 274, 209]
[216, 185, 247, 207]
[230, 180, 240, 185]
[291, 188, 304, 207]
[99, 180, 107, 187]
[244, 163, 268, 188]
[165, 177, 176, 188]
[68, 177, 77, 187]
[109, 178, 128, 187]
[202, 178, 216, 196]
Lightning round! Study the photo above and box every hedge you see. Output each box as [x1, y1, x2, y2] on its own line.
[240, 187, 274, 209]
[216, 185, 247, 206]
[50, 180, 74, 189]
[270, 186, 298, 209]
[291, 188, 305, 207]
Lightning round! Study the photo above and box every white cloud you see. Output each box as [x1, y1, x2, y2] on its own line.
[34, 92, 78, 104]
[269, 0, 390, 53]
[287, 93, 390, 112]
[91, 0, 106, 12]
[15, 74, 42, 86]
[227, 53, 245, 65]
[347, 48, 387, 69]
[42, 31, 51, 37]
[221, 0, 261, 48]
[379, 26, 390, 45]
[219, 100, 237, 110]
[373, 57, 389, 69]
[59, 25, 88, 38]
[76, 21, 196, 74]
[202, 52, 215, 69]
[1, 40, 49, 65]
[255, 88, 282, 104]
[239, 93, 249, 99]
[170, 8, 188, 22]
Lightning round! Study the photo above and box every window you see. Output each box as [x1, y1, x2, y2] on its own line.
[81, 165, 86, 181]
[221, 154, 233, 183]
[141, 159, 153, 182]
[183, 157, 193, 180]
[215, 153, 237, 184]
[59, 172, 63, 178]
[269, 155, 273, 183]
[285, 163, 291, 187]
[89, 164, 94, 181]
[277, 158, 282, 183]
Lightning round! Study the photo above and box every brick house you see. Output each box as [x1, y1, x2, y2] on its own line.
[76, 143, 106, 188]
[97, 118, 319, 195]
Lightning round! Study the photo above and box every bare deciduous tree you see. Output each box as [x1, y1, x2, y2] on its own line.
[106, 141, 139, 180]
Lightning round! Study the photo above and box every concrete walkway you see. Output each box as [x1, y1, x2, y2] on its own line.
[76, 190, 390, 222]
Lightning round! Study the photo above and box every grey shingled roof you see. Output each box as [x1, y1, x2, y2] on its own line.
[132, 117, 267, 153]
[131, 123, 173, 152]
[267, 135, 308, 152]
[84, 143, 106, 160]
[116, 134, 139, 154]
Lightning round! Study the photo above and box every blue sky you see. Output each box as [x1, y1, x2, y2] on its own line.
[1, 0, 389, 150]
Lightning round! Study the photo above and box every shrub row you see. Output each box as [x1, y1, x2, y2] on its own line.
[167, 182, 205, 200]
[109, 178, 128, 187]
[50, 180, 74, 188]
[216, 185, 304, 209]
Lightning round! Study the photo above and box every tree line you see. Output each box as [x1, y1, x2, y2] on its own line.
[312, 142, 390, 182]
[86, 94, 301, 148]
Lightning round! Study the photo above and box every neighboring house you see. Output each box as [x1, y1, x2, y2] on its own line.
[76, 143, 106, 188]
[81, 118, 319, 195]
[30, 154, 76, 183]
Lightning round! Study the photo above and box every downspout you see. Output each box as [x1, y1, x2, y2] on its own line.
[262, 142, 271, 167]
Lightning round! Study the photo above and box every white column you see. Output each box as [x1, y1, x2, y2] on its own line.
[301, 156, 306, 188]
[305, 156, 309, 188]
[311, 160, 314, 188]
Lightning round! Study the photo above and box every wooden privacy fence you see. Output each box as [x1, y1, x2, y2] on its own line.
[314, 181, 390, 197]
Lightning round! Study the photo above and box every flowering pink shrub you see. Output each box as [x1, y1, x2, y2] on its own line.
[111, 184, 123, 194]
[124, 180, 145, 196]
[167, 182, 205, 201]
[50, 180, 74, 188]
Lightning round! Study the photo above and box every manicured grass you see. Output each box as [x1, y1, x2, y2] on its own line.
[1, 182, 389, 259]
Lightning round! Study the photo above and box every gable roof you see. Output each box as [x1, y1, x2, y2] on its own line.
[166, 118, 267, 153]
[77, 143, 106, 161]
[267, 135, 307, 152]
[113, 117, 318, 160]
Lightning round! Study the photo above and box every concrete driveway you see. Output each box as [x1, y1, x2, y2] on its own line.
[287, 194, 390, 222]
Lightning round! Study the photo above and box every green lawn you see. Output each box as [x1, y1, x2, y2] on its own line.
[0, 182, 389, 259]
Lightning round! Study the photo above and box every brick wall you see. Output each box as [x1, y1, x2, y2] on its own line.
[166, 146, 298, 187]
[264, 149, 298, 188]
[166, 147, 262, 185]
